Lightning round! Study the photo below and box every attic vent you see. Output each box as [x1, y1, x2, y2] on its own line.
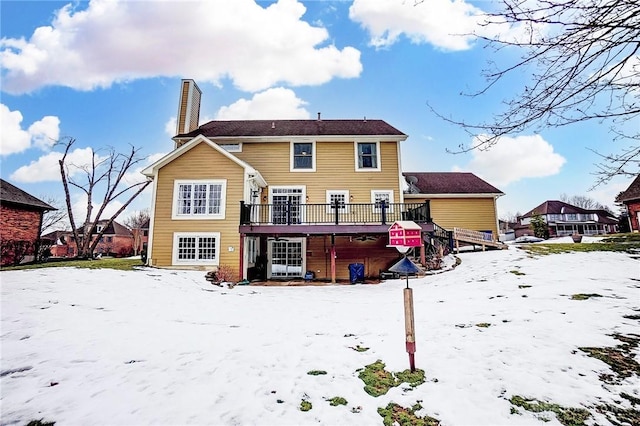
[317, 112, 321, 121]
[364, 116, 367, 122]
[271, 122, 275, 129]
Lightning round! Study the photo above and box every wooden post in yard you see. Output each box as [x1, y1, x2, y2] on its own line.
[404, 284, 416, 372]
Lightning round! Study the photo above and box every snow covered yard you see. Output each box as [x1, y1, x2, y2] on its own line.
[1, 247, 638, 425]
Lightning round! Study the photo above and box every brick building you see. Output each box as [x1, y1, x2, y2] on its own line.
[1, 179, 55, 266]
[617, 175, 640, 232]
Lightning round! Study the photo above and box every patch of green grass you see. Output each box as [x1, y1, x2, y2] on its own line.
[300, 399, 312, 412]
[377, 402, 439, 426]
[519, 242, 640, 256]
[307, 370, 327, 376]
[1, 257, 143, 271]
[579, 334, 640, 384]
[601, 233, 640, 243]
[475, 322, 492, 328]
[518, 284, 532, 289]
[510, 270, 526, 276]
[395, 368, 426, 388]
[326, 396, 348, 406]
[358, 360, 398, 397]
[357, 360, 425, 397]
[350, 345, 369, 352]
[509, 395, 590, 426]
[570, 293, 602, 300]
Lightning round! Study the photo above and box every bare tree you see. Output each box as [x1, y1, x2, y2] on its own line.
[428, 0, 640, 186]
[58, 137, 151, 259]
[123, 209, 150, 255]
[39, 195, 68, 235]
[559, 193, 611, 211]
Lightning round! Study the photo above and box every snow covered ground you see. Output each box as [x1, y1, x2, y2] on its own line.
[1, 247, 638, 425]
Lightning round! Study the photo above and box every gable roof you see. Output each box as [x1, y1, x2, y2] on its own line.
[176, 119, 407, 139]
[617, 175, 640, 202]
[521, 200, 585, 218]
[402, 172, 503, 195]
[76, 219, 132, 236]
[0, 178, 55, 211]
[142, 134, 266, 186]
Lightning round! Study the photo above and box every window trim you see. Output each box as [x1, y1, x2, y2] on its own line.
[172, 179, 227, 220]
[290, 141, 316, 172]
[371, 190, 394, 213]
[172, 232, 221, 266]
[219, 143, 242, 152]
[355, 141, 381, 171]
[326, 190, 350, 214]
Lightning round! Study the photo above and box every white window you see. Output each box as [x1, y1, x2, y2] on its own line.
[326, 190, 349, 214]
[371, 190, 394, 213]
[172, 179, 226, 220]
[219, 143, 242, 152]
[355, 142, 380, 171]
[173, 232, 220, 265]
[290, 141, 316, 172]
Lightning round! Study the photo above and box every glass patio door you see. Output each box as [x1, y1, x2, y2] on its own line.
[269, 239, 303, 278]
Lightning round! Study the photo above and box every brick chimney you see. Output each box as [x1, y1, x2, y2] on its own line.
[175, 79, 202, 136]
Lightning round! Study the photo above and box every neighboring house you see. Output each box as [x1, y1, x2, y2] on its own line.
[142, 79, 441, 282]
[403, 172, 504, 237]
[73, 219, 135, 257]
[0, 178, 55, 265]
[515, 200, 618, 238]
[616, 175, 640, 232]
[41, 230, 76, 258]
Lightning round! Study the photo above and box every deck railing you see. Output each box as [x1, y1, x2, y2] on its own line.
[240, 200, 431, 226]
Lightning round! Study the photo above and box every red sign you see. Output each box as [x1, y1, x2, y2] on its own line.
[388, 221, 423, 247]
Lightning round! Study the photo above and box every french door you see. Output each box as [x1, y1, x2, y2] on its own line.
[270, 187, 304, 224]
[269, 238, 304, 278]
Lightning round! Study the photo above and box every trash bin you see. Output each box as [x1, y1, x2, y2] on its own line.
[349, 263, 365, 284]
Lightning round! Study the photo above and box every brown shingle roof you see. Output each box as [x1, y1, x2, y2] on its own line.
[177, 119, 406, 138]
[403, 172, 503, 195]
[617, 175, 640, 202]
[521, 200, 584, 218]
[0, 178, 55, 211]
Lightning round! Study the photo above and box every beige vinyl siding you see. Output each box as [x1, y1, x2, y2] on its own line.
[150, 142, 244, 277]
[235, 140, 401, 201]
[422, 197, 499, 236]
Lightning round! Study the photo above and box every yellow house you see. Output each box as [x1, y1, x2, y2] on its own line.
[142, 80, 441, 282]
[403, 172, 504, 238]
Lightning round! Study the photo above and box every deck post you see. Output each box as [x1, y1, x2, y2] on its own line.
[330, 234, 336, 284]
[239, 234, 245, 280]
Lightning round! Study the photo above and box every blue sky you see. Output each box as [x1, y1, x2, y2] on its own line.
[1, 0, 634, 226]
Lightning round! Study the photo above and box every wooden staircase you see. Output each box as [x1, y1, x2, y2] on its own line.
[452, 227, 507, 252]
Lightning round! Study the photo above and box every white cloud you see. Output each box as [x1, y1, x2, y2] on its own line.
[0, 0, 362, 94]
[28, 115, 60, 150]
[164, 117, 177, 138]
[10, 147, 96, 183]
[215, 87, 310, 119]
[349, 0, 485, 50]
[456, 134, 566, 186]
[0, 104, 60, 155]
[348, 0, 530, 51]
